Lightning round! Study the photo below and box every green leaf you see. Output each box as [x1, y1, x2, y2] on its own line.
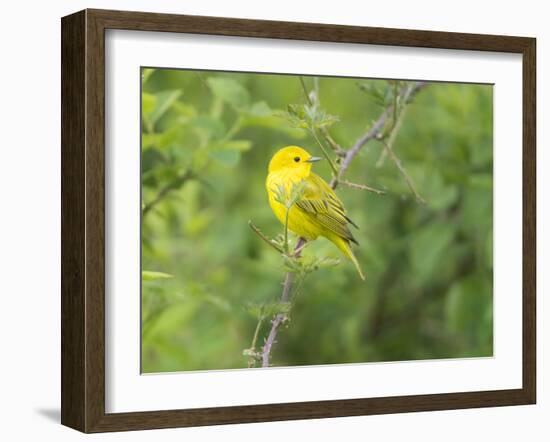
[316, 257, 341, 268]
[277, 104, 338, 130]
[142, 270, 174, 281]
[246, 303, 264, 319]
[289, 180, 307, 205]
[271, 180, 306, 208]
[298, 255, 340, 274]
[263, 302, 292, 316]
[282, 254, 302, 272]
[206, 77, 250, 109]
[287, 104, 306, 119]
[246, 302, 291, 319]
[308, 107, 339, 129]
[279, 104, 309, 128]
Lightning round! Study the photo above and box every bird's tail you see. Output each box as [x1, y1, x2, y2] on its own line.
[332, 235, 366, 281]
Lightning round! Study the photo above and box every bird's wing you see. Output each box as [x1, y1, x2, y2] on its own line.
[295, 173, 359, 244]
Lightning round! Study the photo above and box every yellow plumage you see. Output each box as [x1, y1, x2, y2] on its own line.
[266, 146, 365, 280]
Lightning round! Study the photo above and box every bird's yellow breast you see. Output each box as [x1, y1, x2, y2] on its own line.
[265, 170, 321, 241]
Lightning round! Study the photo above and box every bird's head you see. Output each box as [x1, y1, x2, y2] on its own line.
[268, 146, 322, 175]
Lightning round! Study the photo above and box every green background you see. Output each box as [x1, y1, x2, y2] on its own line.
[141, 68, 493, 373]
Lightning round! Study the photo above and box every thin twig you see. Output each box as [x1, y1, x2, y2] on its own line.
[299, 76, 313, 106]
[261, 314, 286, 368]
[311, 76, 343, 155]
[376, 90, 409, 168]
[261, 237, 306, 367]
[248, 221, 284, 254]
[331, 108, 390, 189]
[331, 81, 426, 189]
[246, 313, 265, 368]
[310, 128, 339, 176]
[320, 127, 345, 156]
[340, 179, 386, 195]
[300, 76, 346, 157]
[292, 239, 310, 257]
[250, 314, 264, 350]
[378, 137, 426, 204]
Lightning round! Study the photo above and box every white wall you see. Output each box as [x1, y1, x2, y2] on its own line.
[0, 0, 546, 440]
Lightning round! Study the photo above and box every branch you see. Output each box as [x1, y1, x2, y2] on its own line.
[330, 81, 426, 189]
[261, 237, 306, 367]
[299, 76, 313, 106]
[292, 239, 310, 257]
[310, 128, 339, 176]
[339, 179, 386, 195]
[244, 310, 266, 368]
[375, 91, 408, 168]
[378, 137, 426, 204]
[248, 221, 284, 254]
[321, 128, 346, 156]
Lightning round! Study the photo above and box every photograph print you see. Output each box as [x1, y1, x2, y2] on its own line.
[140, 68, 493, 373]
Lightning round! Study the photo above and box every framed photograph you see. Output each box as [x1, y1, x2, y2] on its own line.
[61, 9, 536, 433]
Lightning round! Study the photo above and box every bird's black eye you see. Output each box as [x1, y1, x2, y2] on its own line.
[294, 156, 300, 162]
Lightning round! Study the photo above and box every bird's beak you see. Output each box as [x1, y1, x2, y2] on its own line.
[306, 156, 322, 163]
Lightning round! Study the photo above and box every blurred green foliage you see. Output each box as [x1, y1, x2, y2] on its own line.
[141, 68, 493, 373]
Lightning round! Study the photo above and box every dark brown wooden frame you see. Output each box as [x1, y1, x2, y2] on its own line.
[61, 8, 536, 433]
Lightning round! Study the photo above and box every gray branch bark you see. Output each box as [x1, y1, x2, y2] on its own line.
[331, 81, 426, 189]
[261, 238, 305, 367]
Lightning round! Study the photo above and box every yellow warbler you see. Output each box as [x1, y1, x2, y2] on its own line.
[266, 146, 365, 280]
